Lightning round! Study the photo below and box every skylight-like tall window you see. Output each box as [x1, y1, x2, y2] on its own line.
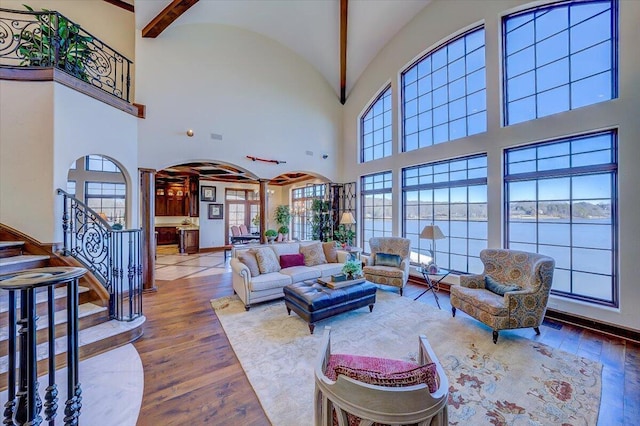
[361, 86, 392, 162]
[503, 0, 617, 125]
[402, 27, 486, 151]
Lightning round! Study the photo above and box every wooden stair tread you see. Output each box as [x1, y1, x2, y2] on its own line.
[0, 254, 50, 267]
[0, 285, 90, 314]
[0, 302, 107, 340]
[0, 241, 25, 248]
[0, 316, 146, 375]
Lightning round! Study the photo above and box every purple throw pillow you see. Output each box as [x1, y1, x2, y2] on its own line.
[279, 253, 305, 268]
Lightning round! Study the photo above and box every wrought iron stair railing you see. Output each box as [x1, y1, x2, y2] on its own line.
[57, 189, 142, 321]
[0, 6, 132, 102]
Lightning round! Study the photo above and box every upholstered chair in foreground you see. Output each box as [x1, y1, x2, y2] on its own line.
[450, 248, 555, 344]
[314, 327, 448, 426]
[363, 237, 411, 295]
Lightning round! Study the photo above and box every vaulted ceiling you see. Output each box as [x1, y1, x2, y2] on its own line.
[133, 0, 431, 102]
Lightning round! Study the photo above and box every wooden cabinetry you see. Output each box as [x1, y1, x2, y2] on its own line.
[156, 226, 178, 245]
[179, 229, 199, 254]
[155, 177, 199, 217]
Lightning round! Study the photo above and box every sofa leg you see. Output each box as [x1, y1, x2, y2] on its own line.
[399, 288, 403, 296]
[451, 306, 456, 317]
[244, 305, 250, 311]
[286, 307, 291, 315]
[534, 326, 541, 335]
[308, 323, 315, 334]
[492, 330, 499, 344]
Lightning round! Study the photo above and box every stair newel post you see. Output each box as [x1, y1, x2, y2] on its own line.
[3, 291, 16, 425]
[63, 277, 82, 426]
[44, 285, 58, 422]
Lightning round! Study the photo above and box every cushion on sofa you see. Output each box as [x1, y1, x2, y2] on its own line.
[280, 253, 305, 268]
[279, 266, 321, 282]
[375, 252, 402, 267]
[312, 262, 345, 278]
[249, 272, 292, 292]
[300, 242, 327, 266]
[238, 250, 260, 277]
[484, 276, 521, 296]
[322, 242, 339, 263]
[254, 247, 281, 274]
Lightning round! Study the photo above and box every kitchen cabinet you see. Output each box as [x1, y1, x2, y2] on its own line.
[156, 226, 178, 245]
[188, 176, 199, 217]
[156, 180, 188, 216]
[179, 229, 199, 254]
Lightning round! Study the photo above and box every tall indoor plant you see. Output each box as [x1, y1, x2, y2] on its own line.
[274, 205, 291, 239]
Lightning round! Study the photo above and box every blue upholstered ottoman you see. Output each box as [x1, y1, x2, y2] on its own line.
[283, 280, 377, 334]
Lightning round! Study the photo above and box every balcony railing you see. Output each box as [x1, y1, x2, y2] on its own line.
[0, 7, 132, 102]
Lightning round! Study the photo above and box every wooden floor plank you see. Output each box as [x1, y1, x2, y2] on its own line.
[134, 264, 638, 425]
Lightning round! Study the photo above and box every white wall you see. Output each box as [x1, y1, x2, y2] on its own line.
[342, 0, 640, 331]
[135, 23, 342, 182]
[0, 81, 55, 242]
[0, 81, 138, 243]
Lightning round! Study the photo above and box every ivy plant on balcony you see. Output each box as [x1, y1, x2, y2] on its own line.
[17, 5, 93, 82]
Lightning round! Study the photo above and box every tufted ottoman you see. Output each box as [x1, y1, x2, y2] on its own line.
[283, 280, 377, 334]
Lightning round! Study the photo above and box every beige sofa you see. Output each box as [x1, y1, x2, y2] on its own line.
[230, 242, 349, 310]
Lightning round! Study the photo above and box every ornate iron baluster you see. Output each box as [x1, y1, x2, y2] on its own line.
[44, 286, 58, 422]
[3, 290, 16, 425]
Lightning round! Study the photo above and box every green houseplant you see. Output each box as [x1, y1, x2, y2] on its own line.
[311, 199, 332, 241]
[333, 224, 355, 247]
[274, 205, 290, 240]
[18, 5, 94, 81]
[264, 229, 277, 243]
[341, 259, 362, 280]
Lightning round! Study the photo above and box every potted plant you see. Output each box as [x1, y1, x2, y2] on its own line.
[277, 225, 289, 236]
[342, 259, 362, 280]
[334, 224, 356, 248]
[274, 205, 290, 240]
[18, 5, 94, 82]
[264, 229, 278, 244]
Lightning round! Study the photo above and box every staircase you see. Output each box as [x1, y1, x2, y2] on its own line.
[0, 237, 144, 392]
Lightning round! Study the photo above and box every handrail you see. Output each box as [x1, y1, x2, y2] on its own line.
[0, 7, 132, 101]
[57, 189, 142, 321]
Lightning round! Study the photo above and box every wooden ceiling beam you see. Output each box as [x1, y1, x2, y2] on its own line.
[339, 0, 348, 105]
[103, 0, 134, 13]
[142, 0, 200, 39]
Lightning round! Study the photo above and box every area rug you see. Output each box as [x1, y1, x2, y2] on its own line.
[211, 291, 601, 425]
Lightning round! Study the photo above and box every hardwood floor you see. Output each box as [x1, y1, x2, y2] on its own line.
[134, 267, 639, 425]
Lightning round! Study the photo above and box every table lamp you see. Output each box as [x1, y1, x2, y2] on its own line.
[420, 224, 445, 269]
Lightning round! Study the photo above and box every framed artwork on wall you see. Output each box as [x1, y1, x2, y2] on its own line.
[208, 203, 223, 220]
[201, 186, 216, 202]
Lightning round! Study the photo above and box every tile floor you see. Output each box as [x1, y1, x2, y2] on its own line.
[155, 250, 230, 281]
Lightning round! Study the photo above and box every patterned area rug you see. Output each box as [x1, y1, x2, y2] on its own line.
[211, 290, 601, 425]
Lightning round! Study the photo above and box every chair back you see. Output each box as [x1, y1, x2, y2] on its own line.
[239, 224, 249, 235]
[230, 225, 241, 236]
[369, 237, 410, 261]
[480, 249, 555, 293]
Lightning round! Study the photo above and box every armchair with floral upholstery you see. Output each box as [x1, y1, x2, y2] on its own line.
[314, 327, 448, 426]
[363, 237, 411, 296]
[450, 248, 555, 344]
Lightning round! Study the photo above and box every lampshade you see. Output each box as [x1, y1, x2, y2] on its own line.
[98, 212, 109, 221]
[420, 225, 445, 240]
[339, 212, 356, 225]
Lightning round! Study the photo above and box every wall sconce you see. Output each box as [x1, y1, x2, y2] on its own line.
[186, 129, 194, 137]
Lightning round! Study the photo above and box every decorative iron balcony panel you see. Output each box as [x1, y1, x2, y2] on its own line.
[0, 7, 132, 102]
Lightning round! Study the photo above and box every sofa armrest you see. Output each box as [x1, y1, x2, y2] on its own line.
[459, 274, 485, 289]
[365, 254, 375, 266]
[336, 250, 349, 263]
[230, 257, 250, 278]
[230, 258, 252, 309]
[400, 259, 410, 276]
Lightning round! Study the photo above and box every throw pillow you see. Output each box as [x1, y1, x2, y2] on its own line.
[300, 242, 327, 266]
[254, 247, 281, 274]
[238, 251, 260, 277]
[484, 275, 521, 296]
[322, 242, 338, 263]
[375, 252, 402, 267]
[279, 253, 305, 269]
[334, 363, 439, 394]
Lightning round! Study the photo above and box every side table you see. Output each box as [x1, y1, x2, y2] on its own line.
[414, 267, 450, 309]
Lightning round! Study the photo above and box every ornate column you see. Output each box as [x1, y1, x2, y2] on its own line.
[259, 179, 269, 244]
[139, 168, 157, 292]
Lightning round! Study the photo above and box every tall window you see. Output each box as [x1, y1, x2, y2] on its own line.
[403, 155, 487, 273]
[505, 130, 617, 305]
[85, 182, 126, 225]
[86, 155, 121, 172]
[292, 184, 326, 241]
[361, 86, 392, 162]
[503, 0, 617, 125]
[361, 172, 393, 252]
[402, 27, 486, 151]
